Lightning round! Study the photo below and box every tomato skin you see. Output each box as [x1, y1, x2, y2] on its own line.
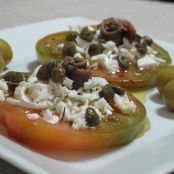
[36, 31, 70, 64]
[0, 93, 146, 152]
[36, 31, 171, 89]
[91, 66, 157, 89]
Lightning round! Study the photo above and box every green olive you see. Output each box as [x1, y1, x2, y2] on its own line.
[51, 65, 66, 83]
[109, 84, 125, 96]
[85, 107, 100, 127]
[99, 84, 115, 101]
[3, 71, 28, 91]
[162, 78, 174, 111]
[0, 55, 5, 73]
[88, 43, 104, 56]
[80, 27, 96, 42]
[62, 42, 76, 56]
[36, 61, 56, 81]
[66, 31, 78, 41]
[156, 65, 174, 94]
[118, 55, 130, 69]
[0, 39, 13, 66]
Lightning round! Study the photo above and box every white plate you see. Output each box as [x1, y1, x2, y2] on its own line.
[0, 17, 174, 174]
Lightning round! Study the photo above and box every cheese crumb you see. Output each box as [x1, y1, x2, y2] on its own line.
[114, 93, 136, 114]
[41, 109, 59, 125]
[62, 77, 73, 89]
[84, 77, 108, 90]
[137, 54, 160, 69]
[95, 98, 113, 116]
[26, 113, 40, 119]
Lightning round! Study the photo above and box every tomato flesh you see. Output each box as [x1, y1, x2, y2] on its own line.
[0, 93, 146, 152]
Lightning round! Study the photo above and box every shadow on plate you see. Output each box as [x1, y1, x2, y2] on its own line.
[156, 106, 174, 120]
[1, 131, 127, 162]
[149, 92, 163, 105]
[27, 60, 40, 71]
[45, 145, 126, 162]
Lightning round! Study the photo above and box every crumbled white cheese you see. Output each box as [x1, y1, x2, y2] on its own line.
[28, 65, 41, 83]
[72, 110, 87, 130]
[74, 53, 84, 59]
[137, 54, 160, 69]
[58, 43, 64, 48]
[119, 48, 135, 61]
[0, 79, 8, 92]
[0, 90, 5, 101]
[93, 29, 101, 40]
[68, 90, 86, 102]
[14, 82, 32, 103]
[91, 54, 119, 73]
[102, 41, 118, 53]
[84, 77, 108, 90]
[147, 46, 157, 55]
[83, 93, 98, 101]
[62, 77, 73, 89]
[76, 45, 86, 54]
[41, 109, 59, 125]
[50, 82, 69, 98]
[56, 101, 72, 121]
[0, 79, 8, 101]
[95, 98, 113, 116]
[30, 83, 53, 102]
[87, 26, 95, 32]
[106, 56, 119, 73]
[114, 93, 136, 114]
[122, 38, 132, 48]
[76, 36, 91, 49]
[26, 113, 40, 119]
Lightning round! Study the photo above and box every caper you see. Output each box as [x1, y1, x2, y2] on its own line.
[36, 60, 56, 81]
[118, 55, 130, 69]
[3, 71, 28, 91]
[99, 84, 115, 101]
[142, 35, 153, 46]
[66, 31, 78, 41]
[85, 107, 100, 127]
[88, 43, 104, 56]
[134, 34, 141, 43]
[51, 65, 66, 83]
[80, 27, 96, 42]
[62, 41, 76, 56]
[64, 56, 77, 75]
[135, 41, 147, 55]
[110, 84, 125, 96]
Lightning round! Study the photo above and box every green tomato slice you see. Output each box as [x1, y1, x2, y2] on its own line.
[35, 31, 171, 89]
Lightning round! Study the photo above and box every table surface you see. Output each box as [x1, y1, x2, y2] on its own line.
[0, 0, 174, 173]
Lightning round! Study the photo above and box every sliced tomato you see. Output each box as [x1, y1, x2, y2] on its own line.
[36, 31, 171, 89]
[0, 93, 146, 152]
[36, 31, 70, 64]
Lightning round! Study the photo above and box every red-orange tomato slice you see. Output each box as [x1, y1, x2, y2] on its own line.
[0, 94, 146, 152]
